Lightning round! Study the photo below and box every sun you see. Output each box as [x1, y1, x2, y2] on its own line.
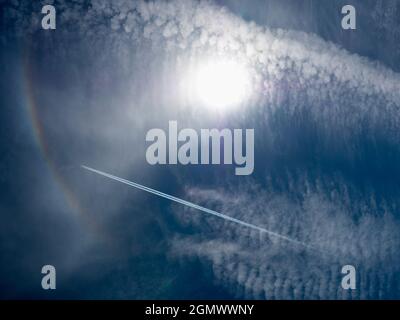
[191, 58, 251, 111]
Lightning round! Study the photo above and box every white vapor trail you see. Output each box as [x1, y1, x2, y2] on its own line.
[81, 165, 311, 249]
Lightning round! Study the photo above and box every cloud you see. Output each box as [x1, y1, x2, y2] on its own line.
[4, 0, 400, 101]
[170, 176, 400, 299]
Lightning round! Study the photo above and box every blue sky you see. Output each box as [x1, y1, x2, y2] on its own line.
[1, 0, 400, 299]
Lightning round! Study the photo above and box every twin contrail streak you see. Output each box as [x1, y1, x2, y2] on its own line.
[81, 165, 311, 249]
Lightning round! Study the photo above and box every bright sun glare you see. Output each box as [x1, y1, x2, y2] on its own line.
[192, 59, 251, 111]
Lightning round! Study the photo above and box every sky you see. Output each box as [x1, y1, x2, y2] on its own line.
[1, 0, 400, 299]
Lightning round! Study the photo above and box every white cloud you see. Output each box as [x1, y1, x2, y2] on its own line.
[170, 176, 400, 299]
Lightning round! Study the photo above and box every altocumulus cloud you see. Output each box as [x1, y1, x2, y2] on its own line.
[4, 0, 400, 106]
[170, 177, 400, 299]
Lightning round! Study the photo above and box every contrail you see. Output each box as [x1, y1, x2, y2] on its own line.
[81, 165, 312, 249]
